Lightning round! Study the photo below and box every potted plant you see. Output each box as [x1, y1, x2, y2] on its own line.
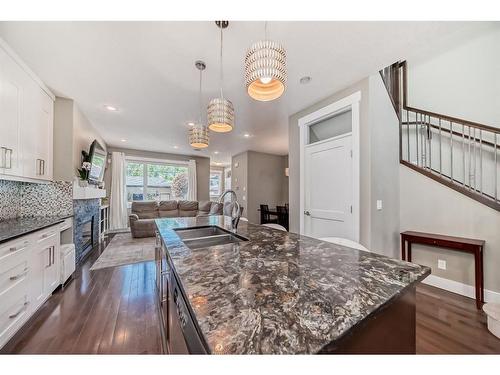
[77, 150, 91, 187]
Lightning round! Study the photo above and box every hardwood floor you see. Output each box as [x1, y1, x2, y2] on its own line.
[1, 234, 162, 354]
[1, 234, 499, 354]
[416, 284, 500, 354]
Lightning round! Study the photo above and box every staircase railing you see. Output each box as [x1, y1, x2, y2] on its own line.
[381, 61, 500, 212]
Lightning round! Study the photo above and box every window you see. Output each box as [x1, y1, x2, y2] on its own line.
[209, 170, 223, 199]
[126, 160, 188, 202]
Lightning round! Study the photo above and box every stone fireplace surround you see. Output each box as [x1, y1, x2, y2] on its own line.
[73, 198, 100, 264]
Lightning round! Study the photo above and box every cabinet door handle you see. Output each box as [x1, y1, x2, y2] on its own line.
[0, 147, 6, 168]
[9, 302, 29, 319]
[10, 268, 29, 281]
[46, 248, 51, 268]
[51, 246, 55, 265]
[5, 148, 12, 169]
[41, 159, 45, 175]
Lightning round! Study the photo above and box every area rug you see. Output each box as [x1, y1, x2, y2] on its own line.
[90, 233, 156, 271]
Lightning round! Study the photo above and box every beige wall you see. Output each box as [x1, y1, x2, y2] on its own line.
[281, 155, 289, 204]
[105, 147, 210, 202]
[72, 103, 107, 174]
[53, 97, 107, 181]
[53, 98, 74, 181]
[368, 75, 400, 258]
[401, 167, 500, 292]
[288, 78, 371, 245]
[231, 152, 248, 217]
[231, 151, 287, 223]
[401, 27, 500, 293]
[247, 151, 287, 224]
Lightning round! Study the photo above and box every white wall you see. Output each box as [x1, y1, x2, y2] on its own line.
[402, 27, 500, 293]
[407, 27, 500, 127]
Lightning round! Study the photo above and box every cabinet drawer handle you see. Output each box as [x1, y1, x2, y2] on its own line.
[41, 232, 55, 239]
[9, 302, 29, 319]
[9, 240, 29, 253]
[10, 268, 29, 281]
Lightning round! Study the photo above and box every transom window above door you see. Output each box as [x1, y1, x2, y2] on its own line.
[126, 160, 188, 202]
[308, 109, 352, 144]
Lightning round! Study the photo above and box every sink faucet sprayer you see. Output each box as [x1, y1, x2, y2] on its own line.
[218, 190, 241, 232]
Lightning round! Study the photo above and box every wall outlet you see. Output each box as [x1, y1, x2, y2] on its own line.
[438, 259, 447, 270]
[376, 200, 383, 210]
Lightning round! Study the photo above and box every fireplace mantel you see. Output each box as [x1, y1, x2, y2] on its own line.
[73, 181, 106, 200]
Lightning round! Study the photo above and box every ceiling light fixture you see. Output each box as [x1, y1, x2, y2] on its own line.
[243, 133, 250, 138]
[208, 21, 234, 133]
[120, 139, 127, 142]
[105, 105, 118, 111]
[189, 61, 209, 149]
[187, 122, 195, 126]
[214, 151, 219, 154]
[173, 145, 179, 149]
[245, 21, 287, 102]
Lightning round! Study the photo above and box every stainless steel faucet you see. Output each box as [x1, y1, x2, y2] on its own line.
[218, 190, 241, 232]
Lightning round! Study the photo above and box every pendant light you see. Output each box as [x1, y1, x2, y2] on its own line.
[208, 21, 234, 133]
[189, 60, 209, 149]
[245, 21, 287, 102]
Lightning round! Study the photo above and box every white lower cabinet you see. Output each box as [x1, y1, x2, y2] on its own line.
[0, 225, 62, 348]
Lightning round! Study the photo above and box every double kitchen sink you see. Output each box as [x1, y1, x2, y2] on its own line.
[174, 226, 248, 250]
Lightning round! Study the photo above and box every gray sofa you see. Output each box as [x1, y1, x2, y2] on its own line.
[129, 200, 227, 238]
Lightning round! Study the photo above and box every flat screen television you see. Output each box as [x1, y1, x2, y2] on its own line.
[87, 140, 106, 184]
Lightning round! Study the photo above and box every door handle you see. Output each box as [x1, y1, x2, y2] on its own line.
[41, 159, 45, 175]
[304, 210, 311, 216]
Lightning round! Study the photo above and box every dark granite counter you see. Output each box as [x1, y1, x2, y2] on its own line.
[156, 215, 430, 354]
[0, 215, 73, 244]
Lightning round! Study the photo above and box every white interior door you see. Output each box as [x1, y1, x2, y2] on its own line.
[304, 134, 353, 239]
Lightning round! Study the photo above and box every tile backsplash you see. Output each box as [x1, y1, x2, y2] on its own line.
[0, 180, 21, 220]
[0, 179, 73, 220]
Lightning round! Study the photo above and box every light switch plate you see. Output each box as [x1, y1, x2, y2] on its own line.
[438, 259, 447, 270]
[376, 200, 383, 210]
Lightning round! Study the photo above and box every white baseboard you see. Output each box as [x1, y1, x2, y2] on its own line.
[422, 274, 500, 304]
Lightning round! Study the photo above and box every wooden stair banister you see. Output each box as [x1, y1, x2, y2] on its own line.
[380, 61, 500, 212]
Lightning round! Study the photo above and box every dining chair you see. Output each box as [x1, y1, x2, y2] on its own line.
[318, 237, 369, 252]
[276, 205, 289, 230]
[262, 223, 287, 231]
[260, 204, 277, 224]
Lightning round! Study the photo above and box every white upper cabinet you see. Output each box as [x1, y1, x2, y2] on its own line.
[0, 47, 24, 177]
[0, 39, 54, 182]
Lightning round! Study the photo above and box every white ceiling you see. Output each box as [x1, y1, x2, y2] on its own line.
[0, 21, 495, 165]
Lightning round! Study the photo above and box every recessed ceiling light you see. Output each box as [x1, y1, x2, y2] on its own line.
[105, 105, 118, 111]
[214, 151, 219, 154]
[173, 145, 179, 149]
[300, 76, 312, 84]
[187, 122, 195, 126]
[120, 139, 127, 142]
[243, 133, 250, 138]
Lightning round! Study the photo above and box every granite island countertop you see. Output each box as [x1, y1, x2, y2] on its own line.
[0, 215, 73, 244]
[156, 215, 430, 354]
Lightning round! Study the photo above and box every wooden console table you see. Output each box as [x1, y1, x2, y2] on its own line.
[400, 231, 485, 309]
